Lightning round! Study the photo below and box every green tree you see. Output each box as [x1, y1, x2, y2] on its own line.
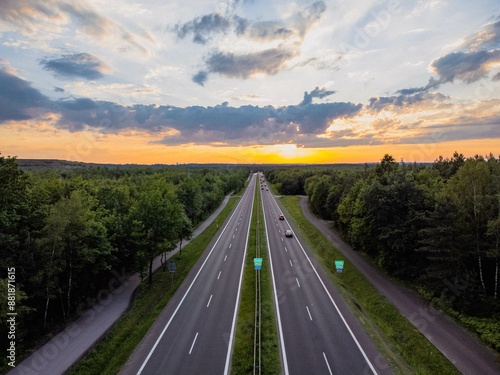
[130, 187, 185, 285]
[447, 159, 493, 292]
[36, 190, 112, 323]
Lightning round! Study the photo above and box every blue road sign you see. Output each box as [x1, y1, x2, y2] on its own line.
[168, 262, 176, 273]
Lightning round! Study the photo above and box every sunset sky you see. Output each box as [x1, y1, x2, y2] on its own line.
[1, 0, 499, 164]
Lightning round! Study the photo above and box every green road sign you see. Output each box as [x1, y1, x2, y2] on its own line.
[254, 258, 262, 270]
[335, 260, 344, 273]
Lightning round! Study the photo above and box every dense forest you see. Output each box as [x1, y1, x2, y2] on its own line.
[0, 155, 248, 365]
[265, 153, 500, 351]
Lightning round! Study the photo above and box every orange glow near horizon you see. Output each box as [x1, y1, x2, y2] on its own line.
[1, 124, 500, 165]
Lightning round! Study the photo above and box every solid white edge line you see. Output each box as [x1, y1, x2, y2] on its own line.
[189, 332, 199, 355]
[261, 183, 290, 375]
[306, 306, 313, 321]
[136, 179, 250, 375]
[223, 174, 256, 375]
[207, 294, 213, 307]
[323, 352, 333, 375]
[271, 194, 379, 375]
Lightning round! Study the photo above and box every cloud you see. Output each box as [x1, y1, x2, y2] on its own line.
[246, 21, 294, 41]
[460, 20, 500, 51]
[2, 67, 498, 149]
[0, 65, 362, 144]
[300, 86, 336, 105]
[0, 67, 48, 122]
[174, 1, 326, 45]
[54, 87, 65, 92]
[175, 13, 232, 44]
[233, 15, 249, 35]
[241, 1, 326, 42]
[368, 92, 449, 112]
[430, 50, 500, 84]
[40, 53, 111, 80]
[192, 71, 208, 86]
[396, 77, 441, 95]
[393, 20, 500, 98]
[290, 1, 326, 38]
[0, 0, 151, 53]
[426, 20, 500, 85]
[198, 48, 296, 83]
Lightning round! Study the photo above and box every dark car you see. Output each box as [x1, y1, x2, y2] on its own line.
[279, 215, 285, 220]
[285, 230, 293, 237]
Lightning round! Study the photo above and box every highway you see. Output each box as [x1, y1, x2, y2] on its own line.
[120, 174, 256, 375]
[259, 173, 392, 375]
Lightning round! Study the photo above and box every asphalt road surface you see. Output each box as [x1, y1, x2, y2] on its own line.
[120, 175, 257, 375]
[259, 174, 392, 375]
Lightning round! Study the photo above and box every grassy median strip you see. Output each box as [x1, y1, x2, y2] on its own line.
[277, 195, 461, 375]
[67, 197, 240, 375]
[231, 182, 281, 374]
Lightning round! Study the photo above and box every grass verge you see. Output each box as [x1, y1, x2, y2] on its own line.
[277, 195, 461, 375]
[66, 196, 240, 375]
[231, 181, 281, 374]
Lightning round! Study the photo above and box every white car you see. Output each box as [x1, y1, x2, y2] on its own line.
[285, 230, 293, 237]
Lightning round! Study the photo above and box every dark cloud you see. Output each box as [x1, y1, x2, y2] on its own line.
[233, 15, 249, 35]
[2, 67, 500, 148]
[0, 65, 363, 144]
[396, 77, 441, 95]
[431, 50, 500, 84]
[174, 1, 326, 46]
[151, 101, 361, 145]
[300, 86, 335, 105]
[54, 87, 65, 92]
[175, 13, 231, 44]
[192, 71, 208, 86]
[40, 53, 110, 80]
[368, 92, 448, 112]
[425, 20, 500, 85]
[0, 68, 48, 122]
[202, 48, 296, 80]
[393, 20, 500, 97]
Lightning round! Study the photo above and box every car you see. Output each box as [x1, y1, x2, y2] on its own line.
[285, 230, 293, 237]
[279, 215, 284, 220]
[266, 188, 268, 191]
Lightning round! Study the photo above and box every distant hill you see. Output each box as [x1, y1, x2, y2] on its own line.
[16, 158, 429, 171]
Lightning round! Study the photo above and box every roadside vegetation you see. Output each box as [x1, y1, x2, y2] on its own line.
[264, 152, 500, 355]
[66, 196, 240, 375]
[231, 177, 281, 375]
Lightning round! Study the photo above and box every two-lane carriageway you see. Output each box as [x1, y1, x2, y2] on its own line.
[260, 173, 392, 375]
[120, 174, 257, 375]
